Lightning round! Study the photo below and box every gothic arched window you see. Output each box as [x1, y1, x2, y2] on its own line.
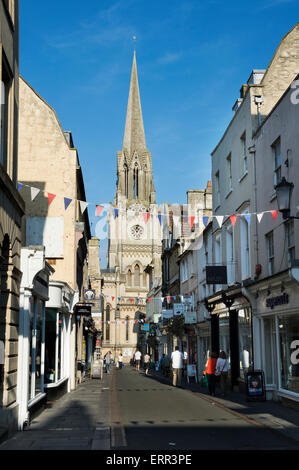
[124, 164, 128, 198]
[134, 264, 140, 287]
[127, 269, 132, 287]
[133, 167, 138, 199]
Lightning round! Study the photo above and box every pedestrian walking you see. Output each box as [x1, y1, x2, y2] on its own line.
[118, 353, 123, 369]
[215, 351, 229, 396]
[144, 352, 151, 375]
[134, 349, 142, 371]
[171, 346, 184, 387]
[104, 351, 112, 374]
[204, 352, 218, 396]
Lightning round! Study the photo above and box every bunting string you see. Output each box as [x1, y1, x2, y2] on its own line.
[17, 181, 279, 226]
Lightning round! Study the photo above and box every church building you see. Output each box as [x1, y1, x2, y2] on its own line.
[89, 52, 162, 363]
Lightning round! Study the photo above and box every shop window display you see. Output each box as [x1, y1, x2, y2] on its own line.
[278, 314, 299, 394]
[239, 309, 253, 379]
[45, 309, 57, 383]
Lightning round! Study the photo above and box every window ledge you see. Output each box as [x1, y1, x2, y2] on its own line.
[270, 192, 277, 202]
[214, 204, 221, 212]
[225, 189, 233, 199]
[238, 171, 248, 183]
[44, 377, 68, 389]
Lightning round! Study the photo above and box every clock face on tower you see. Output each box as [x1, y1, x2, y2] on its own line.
[130, 224, 144, 240]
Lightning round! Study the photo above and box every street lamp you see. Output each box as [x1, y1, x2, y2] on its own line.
[274, 177, 295, 219]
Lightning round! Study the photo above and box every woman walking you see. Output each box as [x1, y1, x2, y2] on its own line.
[204, 352, 218, 396]
[216, 351, 229, 397]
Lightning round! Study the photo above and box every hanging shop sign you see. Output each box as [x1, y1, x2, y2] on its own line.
[75, 303, 92, 316]
[266, 293, 289, 310]
[174, 304, 184, 316]
[84, 289, 95, 300]
[245, 370, 266, 401]
[206, 266, 227, 285]
[162, 309, 173, 319]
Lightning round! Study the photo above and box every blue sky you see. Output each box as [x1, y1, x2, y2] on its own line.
[20, 0, 299, 263]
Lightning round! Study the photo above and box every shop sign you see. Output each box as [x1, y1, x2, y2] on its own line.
[206, 266, 227, 285]
[162, 309, 173, 319]
[141, 323, 150, 332]
[84, 289, 95, 300]
[75, 303, 92, 316]
[266, 293, 289, 310]
[174, 304, 184, 316]
[184, 311, 197, 324]
[245, 370, 266, 401]
[187, 364, 197, 378]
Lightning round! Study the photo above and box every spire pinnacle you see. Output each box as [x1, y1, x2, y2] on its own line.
[123, 52, 146, 157]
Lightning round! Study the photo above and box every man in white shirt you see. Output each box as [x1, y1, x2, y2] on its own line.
[171, 346, 184, 387]
[134, 350, 142, 371]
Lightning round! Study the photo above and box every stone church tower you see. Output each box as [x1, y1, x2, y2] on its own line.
[89, 52, 162, 362]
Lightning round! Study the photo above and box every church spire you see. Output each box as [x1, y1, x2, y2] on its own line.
[123, 51, 147, 157]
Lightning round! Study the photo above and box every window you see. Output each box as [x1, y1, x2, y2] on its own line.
[0, 60, 11, 171]
[124, 164, 128, 198]
[272, 138, 281, 187]
[226, 154, 232, 193]
[105, 305, 110, 342]
[240, 132, 247, 175]
[215, 232, 222, 290]
[190, 253, 194, 275]
[134, 264, 140, 287]
[240, 215, 250, 279]
[278, 314, 299, 393]
[215, 171, 220, 207]
[286, 220, 295, 266]
[127, 269, 132, 287]
[266, 231, 274, 275]
[226, 224, 234, 284]
[133, 167, 138, 199]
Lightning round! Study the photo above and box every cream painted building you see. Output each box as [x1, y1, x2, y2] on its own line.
[17, 76, 91, 410]
[205, 22, 299, 393]
[89, 53, 162, 362]
[0, 0, 25, 439]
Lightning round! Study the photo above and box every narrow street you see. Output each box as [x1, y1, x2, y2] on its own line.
[1, 364, 299, 451]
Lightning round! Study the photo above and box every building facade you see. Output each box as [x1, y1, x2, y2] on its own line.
[17, 76, 91, 423]
[89, 52, 162, 363]
[0, 0, 25, 439]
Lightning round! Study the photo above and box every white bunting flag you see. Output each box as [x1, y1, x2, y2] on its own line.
[80, 201, 89, 213]
[216, 215, 224, 228]
[31, 186, 40, 201]
[257, 213, 264, 223]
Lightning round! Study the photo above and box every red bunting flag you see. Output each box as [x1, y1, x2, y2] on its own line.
[188, 216, 195, 228]
[230, 215, 237, 227]
[271, 210, 278, 221]
[96, 205, 104, 217]
[130, 298, 134, 303]
[149, 298, 152, 303]
[143, 212, 150, 224]
[112, 296, 115, 301]
[48, 193, 56, 206]
[167, 296, 170, 303]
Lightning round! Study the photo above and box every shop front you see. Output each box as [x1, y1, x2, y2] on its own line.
[17, 247, 54, 430]
[249, 272, 299, 403]
[44, 281, 74, 401]
[206, 288, 253, 391]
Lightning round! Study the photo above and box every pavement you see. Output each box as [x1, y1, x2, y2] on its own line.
[0, 372, 112, 450]
[1, 365, 299, 450]
[151, 368, 299, 445]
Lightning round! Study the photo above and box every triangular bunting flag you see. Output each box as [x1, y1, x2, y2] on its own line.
[167, 296, 170, 303]
[216, 216, 224, 228]
[96, 205, 104, 217]
[188, 216, 195, 228]
[149, 298, 152, 303]
[79, 201, 89, 213]
[118, 297, 121, 302]
[203, 216, 209, 228]
[271, 210, 278, 221]
[17, 182, 23, 192]
[64, 197, 72, 210]
[112, 296, 115, 301]
[158, 214, 165, 226]
[143, 212, 150, 224]
[257, 213, 264, 223]
[113, 208, 119, 219]
[230, 215, 237, 227]
[48, 193, 56, 206]
[31, 186, 40, 201]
